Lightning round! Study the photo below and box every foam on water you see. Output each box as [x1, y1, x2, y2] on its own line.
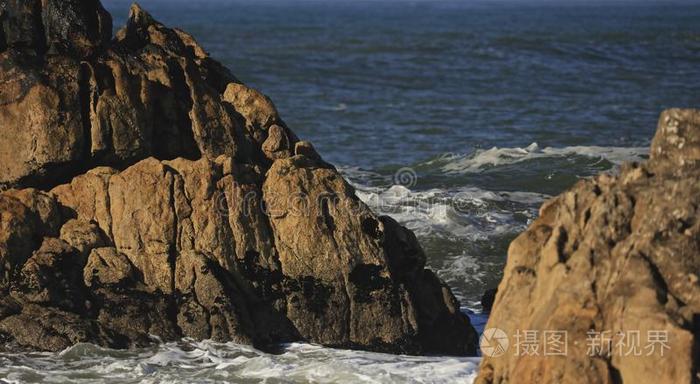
[437, 143, 648, 174]
[338, 143, 647, 306]
[351, 183, 545, 242]
[345, 178, 545, 306]
[0, 341, 481, 384]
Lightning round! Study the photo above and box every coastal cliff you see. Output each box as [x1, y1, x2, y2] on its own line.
[477, 109, 700, 383]
[0, 1, 477, 355]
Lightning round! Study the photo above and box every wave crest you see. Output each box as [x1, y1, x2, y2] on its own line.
[437, 143, 648, 174]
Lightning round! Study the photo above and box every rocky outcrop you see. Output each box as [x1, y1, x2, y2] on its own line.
[0, 0, 243, 189]
[477, 109, 700, 383]
[0, 1, 477, 355]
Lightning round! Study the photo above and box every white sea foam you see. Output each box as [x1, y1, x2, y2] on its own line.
[353, 184, 544, 242]
[341, 165, 549, 306]
[338, 145, 644, 243]
[438, 143, 648, 174]
[0, 341, 481, 384]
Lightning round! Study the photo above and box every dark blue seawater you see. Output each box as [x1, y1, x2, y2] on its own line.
[2, 1, 698, 383]
[105, 0, 700, 167]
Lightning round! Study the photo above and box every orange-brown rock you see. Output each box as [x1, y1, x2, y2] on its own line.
[0, 1, 477, 355]
[476, 109, 700, 383]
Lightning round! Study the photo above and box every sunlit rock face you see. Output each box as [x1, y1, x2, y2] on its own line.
[0, 1, 477, 355]
[477, 109, 700, 384]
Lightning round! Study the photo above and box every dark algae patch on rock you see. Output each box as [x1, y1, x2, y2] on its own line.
[0, 1, 477, 356]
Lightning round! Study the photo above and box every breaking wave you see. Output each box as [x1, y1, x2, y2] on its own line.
[434, 143, 648, 174]
[0, 341, 481, 384]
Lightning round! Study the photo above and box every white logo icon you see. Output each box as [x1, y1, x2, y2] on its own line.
[480, 328, 509, 357]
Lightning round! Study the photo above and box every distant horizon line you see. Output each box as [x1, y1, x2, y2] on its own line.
[102, 0, 700, 5]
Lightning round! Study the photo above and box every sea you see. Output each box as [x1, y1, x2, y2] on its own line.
[1, 0, 699, 382]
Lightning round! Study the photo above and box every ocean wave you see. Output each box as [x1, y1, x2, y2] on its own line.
[352, 184, 543, 242]
[344, 177, 546, 305]
[0, 341, 481, 384]
[435, 143, 648, 174]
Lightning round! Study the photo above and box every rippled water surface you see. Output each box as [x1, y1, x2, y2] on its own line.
[3, 0, 699, 382]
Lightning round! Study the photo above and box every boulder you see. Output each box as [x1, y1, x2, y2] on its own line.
[262, 124, 293, 160]
[60, 219, 107, 259]
[0, 189, 61, 288]
[0, 1, 477, 355]
[10, 238, 85, 311]
[0, 304, 111, 351]
[83, 247, 136, 288]
[476, 109, 700, 383]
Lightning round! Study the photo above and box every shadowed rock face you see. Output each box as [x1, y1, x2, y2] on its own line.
[0, 2, 477, 355]
[476, 109, 700, 383]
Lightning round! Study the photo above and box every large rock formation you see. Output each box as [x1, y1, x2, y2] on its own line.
[477, 109, 700, 383]
[0, 2, 477, 354]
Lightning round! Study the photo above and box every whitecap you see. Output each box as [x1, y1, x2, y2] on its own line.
[440, 143, 648, 174]
[353, 184, 543, 242]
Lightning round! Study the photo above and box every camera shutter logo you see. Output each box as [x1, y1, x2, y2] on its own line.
[480, 328, 509, 357]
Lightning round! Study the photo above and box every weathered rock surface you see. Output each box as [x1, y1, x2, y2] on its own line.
[0, 1, 477, 355]
[477, 109, 700, 383]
